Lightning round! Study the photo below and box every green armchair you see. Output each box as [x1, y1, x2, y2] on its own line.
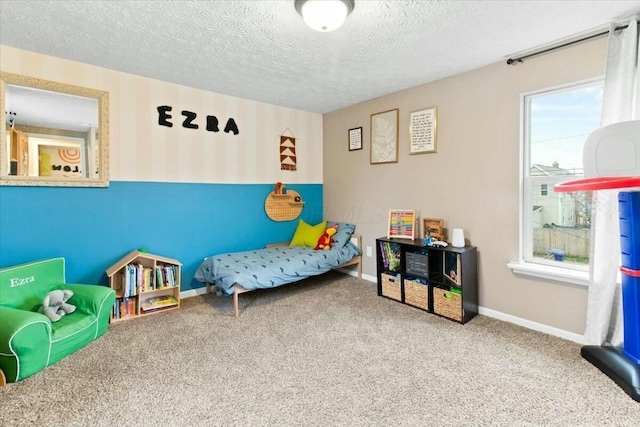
[0, 258, 115, 383]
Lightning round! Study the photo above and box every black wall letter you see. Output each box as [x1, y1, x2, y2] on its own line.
[223, 118, 239, 135]
[157, 106, 173, 127]
[182, 111, 199, 129]
[206, 115, 219, 132]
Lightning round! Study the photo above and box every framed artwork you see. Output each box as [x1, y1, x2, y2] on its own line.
[409, 106, 438, 154]
[387, 209, 417, 240]
[423, 218, 444, 241]
[444, 252, 461, 287]
[370, 109, 399, 164]
[348, 127, 362, 151]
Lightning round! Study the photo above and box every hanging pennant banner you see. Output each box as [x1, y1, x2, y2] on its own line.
[280, 135, 297, 171]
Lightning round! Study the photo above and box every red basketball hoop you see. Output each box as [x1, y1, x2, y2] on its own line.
[554, 176, 640, 193]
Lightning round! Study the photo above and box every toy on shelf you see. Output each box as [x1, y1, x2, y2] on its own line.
[423, 218, 445, 241]
[554, 119, 640, 402]
[273, 182, 287, 195]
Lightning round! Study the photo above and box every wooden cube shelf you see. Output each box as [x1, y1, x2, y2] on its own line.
[376, 237, 478, 324]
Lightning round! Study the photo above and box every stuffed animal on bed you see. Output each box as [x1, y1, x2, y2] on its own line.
[38, 290, 76, 322]
[314, 224, 339, 250]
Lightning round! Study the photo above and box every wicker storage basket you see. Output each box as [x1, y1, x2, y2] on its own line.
[381, 272, 402, 301]
[404, 278, 429, 310]
[433, 288, 462, 322]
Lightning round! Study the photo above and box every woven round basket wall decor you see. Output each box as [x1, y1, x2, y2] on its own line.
[265, 190, 304, 221]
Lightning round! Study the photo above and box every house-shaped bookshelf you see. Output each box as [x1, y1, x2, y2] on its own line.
[106, 250, 182, 322]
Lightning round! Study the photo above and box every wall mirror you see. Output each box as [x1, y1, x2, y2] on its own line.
[1, 72, 109, 187]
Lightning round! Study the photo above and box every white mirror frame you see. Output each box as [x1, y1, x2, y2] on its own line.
[0, 72, 109, 187]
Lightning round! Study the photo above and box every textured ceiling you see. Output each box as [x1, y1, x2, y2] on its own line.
[1, 0, 639, 113]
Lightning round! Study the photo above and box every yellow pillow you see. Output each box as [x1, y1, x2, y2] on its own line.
[290, 220, 327, 247]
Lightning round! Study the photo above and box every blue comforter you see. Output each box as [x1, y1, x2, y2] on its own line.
[194, 243, 361, 294]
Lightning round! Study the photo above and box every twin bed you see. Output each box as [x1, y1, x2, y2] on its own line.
[194, 222, 362, 317]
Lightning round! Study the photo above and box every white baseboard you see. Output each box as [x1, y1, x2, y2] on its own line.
[361, 273, 377, 282]
[477, 307, 588, 345]
[182, 271, 587, 345]
[333, 267, 377, 283]
[181, 287, 208, 299]
[356, 272, 587, 344]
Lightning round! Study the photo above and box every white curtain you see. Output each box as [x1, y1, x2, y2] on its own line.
[584, 17, 639, 347]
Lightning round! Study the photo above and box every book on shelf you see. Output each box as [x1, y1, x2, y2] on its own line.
[141, 295, 178, 312]
[113, 296, 137, 319]
[154, 264, 177, 289]
[121, 263, 164, 295]
[155, 266, 163, 289]
[379, 241, 401, 272]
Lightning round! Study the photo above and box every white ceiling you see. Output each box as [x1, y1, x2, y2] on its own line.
[1, 0, 639, 114]
[4, 83, 98, 133]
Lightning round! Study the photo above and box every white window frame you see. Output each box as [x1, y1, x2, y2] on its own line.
[508, 77, 604, 287]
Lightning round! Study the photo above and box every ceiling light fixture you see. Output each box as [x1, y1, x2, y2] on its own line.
[294, 0, 355, 32]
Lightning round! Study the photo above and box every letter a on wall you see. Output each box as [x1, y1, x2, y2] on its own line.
[280, 132, 297, 171]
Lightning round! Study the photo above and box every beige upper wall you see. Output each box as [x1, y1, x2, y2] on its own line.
[1, 45, 323, 184]
[323, 37, 608, 335]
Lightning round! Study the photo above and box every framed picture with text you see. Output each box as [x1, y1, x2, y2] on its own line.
[409, 106, 438, 154]
[348, 127, 362, 151]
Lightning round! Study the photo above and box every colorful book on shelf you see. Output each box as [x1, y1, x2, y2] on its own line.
[124, 265, 134, 297]
[155, 266, 164, 288]
[115, 296, 136, 318]
[379, 241, 388, 268]
[381, 241, 401, 272]
[142, 267, 152, 292]
[141, 295, 178, 312]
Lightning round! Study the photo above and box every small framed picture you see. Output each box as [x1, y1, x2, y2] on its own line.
[423, 218, 444, 241]
[348, 127, 362, 151]
[387, 209, 417, 240]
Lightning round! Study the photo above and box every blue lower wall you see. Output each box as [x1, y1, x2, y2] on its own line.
[0, 182, 323, 291]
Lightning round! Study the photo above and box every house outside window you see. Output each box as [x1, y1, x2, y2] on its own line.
[540, 184, 548, 196]
[520, 79, 604, 275]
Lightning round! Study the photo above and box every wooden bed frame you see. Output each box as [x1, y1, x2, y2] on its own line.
[205, 233, 363, 317]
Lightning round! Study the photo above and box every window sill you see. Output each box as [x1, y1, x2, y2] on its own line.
[507, 261, 589, 287]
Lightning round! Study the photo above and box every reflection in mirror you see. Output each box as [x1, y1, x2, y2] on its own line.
[1, 72, 109, 187]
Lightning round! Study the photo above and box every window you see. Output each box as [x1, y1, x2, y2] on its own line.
[519, 79, 604, 278]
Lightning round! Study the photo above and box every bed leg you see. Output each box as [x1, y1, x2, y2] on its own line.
[234, 290, 239, 318]
[206, 282, 211, 294]
[358, 261, 362, 279]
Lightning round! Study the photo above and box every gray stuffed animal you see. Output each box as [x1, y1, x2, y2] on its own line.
[38, 290, 76, 322]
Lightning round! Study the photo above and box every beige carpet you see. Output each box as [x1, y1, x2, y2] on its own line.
[1, 272, 639, 426]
